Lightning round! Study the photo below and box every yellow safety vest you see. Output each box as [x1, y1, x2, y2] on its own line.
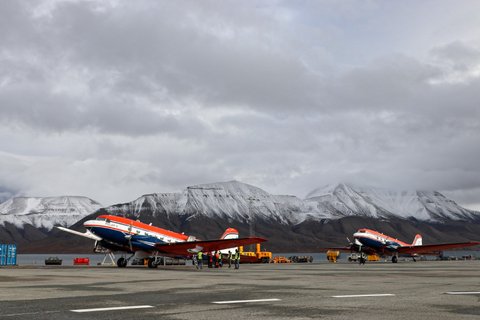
[197, 252, 203, 260]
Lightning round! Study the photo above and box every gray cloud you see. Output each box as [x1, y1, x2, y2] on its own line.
[1, 0, 480, 209]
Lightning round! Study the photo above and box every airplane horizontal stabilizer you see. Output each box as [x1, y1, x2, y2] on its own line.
[56, 226, 103, 241]
[155, 237, 266, 256]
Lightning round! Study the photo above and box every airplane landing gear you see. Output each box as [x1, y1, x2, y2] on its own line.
[117, 257, 127, 268]
[359, 256, 366, 265]
[147, 258, 158, 268]
[391, 255, 398, 263]
[117, 254, 134, 268]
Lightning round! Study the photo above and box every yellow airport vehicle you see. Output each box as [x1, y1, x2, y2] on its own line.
[326, 250, 340, 263]
[367, 254, 380, 261]
[239, 243, 272, 263]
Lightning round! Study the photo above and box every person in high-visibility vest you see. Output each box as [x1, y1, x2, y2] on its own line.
[234, 248, 240, 269]
[197, 251, 203, 269]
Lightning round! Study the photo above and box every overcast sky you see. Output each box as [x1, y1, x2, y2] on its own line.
[1, 0, 480, 209]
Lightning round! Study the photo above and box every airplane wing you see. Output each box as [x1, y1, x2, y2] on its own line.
[397, 241, 480, 255]
[321, 243, 380, 255]
[154, 237, 266, 256]
[320, 246, 353, 253]
[56, 226, 103, 241]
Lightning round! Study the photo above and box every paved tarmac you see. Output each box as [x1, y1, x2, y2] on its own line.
[0, 260, 479, 319]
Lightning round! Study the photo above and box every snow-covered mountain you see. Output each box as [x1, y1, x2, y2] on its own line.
[305, 183, 478, 222]
[4, 181, 480, 253]
[0, 196, 102, 230]
[104, 181, 478, 224]
[107, 181, 317, 224]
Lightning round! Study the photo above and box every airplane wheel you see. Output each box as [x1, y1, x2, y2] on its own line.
[117, 257, 127, 268]
[392, 256, 398, 263]
[148, 258, 158, 268]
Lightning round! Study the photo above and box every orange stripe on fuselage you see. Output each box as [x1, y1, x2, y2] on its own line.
[357, 228, 410, 247]
[98, 215, 189, 241]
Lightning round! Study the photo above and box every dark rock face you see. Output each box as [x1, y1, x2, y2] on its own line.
[15, 212, 480, 254]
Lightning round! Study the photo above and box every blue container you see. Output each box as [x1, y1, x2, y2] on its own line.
[0, 244, 6, 266]
[7, 245, 15, 265]
[9, 245, 17, 265]
[0, 244, 7, 266]
[0, 244, 17, 266]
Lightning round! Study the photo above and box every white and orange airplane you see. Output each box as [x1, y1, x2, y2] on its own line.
[57, 214, 265, 268]
[331, 228, 480, 263]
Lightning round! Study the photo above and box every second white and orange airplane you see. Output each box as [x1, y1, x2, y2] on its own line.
[331, 228, 480, 263]
[57, 214, 265, 268]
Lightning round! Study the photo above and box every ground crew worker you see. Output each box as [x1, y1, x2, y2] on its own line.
[212, 251, 217, 268]
[218, 252, 223, 268]
[192, 254, 198, 269]
[234, 248, 240, 269]
[214, 251, 219, 268]
[227, 251, 232, 268]
[197, 251, 203, 269]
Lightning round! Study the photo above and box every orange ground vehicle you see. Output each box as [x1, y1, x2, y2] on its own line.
[239, 244, 272, 263]
[326, 250, 340, 263]
[272, 256, 291, 263]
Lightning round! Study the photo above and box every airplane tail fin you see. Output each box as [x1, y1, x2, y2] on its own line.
[219, 228, 239, 254]
[220, 228, 239, 240]
[412, 234, 422, 246]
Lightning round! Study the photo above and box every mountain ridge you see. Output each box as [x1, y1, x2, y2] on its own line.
[0, 196, 102, 230]
[1, 181, 479, 253]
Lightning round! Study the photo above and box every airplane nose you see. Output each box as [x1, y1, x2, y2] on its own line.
[83, 220, 96, 228]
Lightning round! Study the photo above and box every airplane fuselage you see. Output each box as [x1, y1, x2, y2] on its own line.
[57, 214, 264, 268]
[84, 215, 191, 253]
[353, 229, 410, 253]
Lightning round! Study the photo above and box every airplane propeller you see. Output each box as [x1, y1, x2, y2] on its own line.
[125, 234, 133, 252]
[348, 237, 365, 264]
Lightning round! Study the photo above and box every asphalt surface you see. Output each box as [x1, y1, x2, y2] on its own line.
[0, 260, 479, 319]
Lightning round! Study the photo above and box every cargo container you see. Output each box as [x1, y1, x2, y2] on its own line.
[73, 257, 90, 265]
[0, 244, 17, 266]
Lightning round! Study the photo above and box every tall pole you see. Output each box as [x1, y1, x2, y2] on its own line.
[247, 197, 258, 251]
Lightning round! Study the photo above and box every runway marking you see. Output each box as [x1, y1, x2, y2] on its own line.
[1, 311, 60, 317]
[332, 294, 395, 298]
[445, 292, 480, 295]
[212, 298, 281, 304]
[71, 305, 154, 313]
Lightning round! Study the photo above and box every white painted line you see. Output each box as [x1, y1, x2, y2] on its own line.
[445, 292, 480, 295]
[71, 305, 154, 313]
[1, 311, 60, 317]
[332, 294, 395, 298]
[212, 298, 281, 304]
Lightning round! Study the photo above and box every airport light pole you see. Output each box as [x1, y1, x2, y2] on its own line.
[247, 196, 259, 251]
